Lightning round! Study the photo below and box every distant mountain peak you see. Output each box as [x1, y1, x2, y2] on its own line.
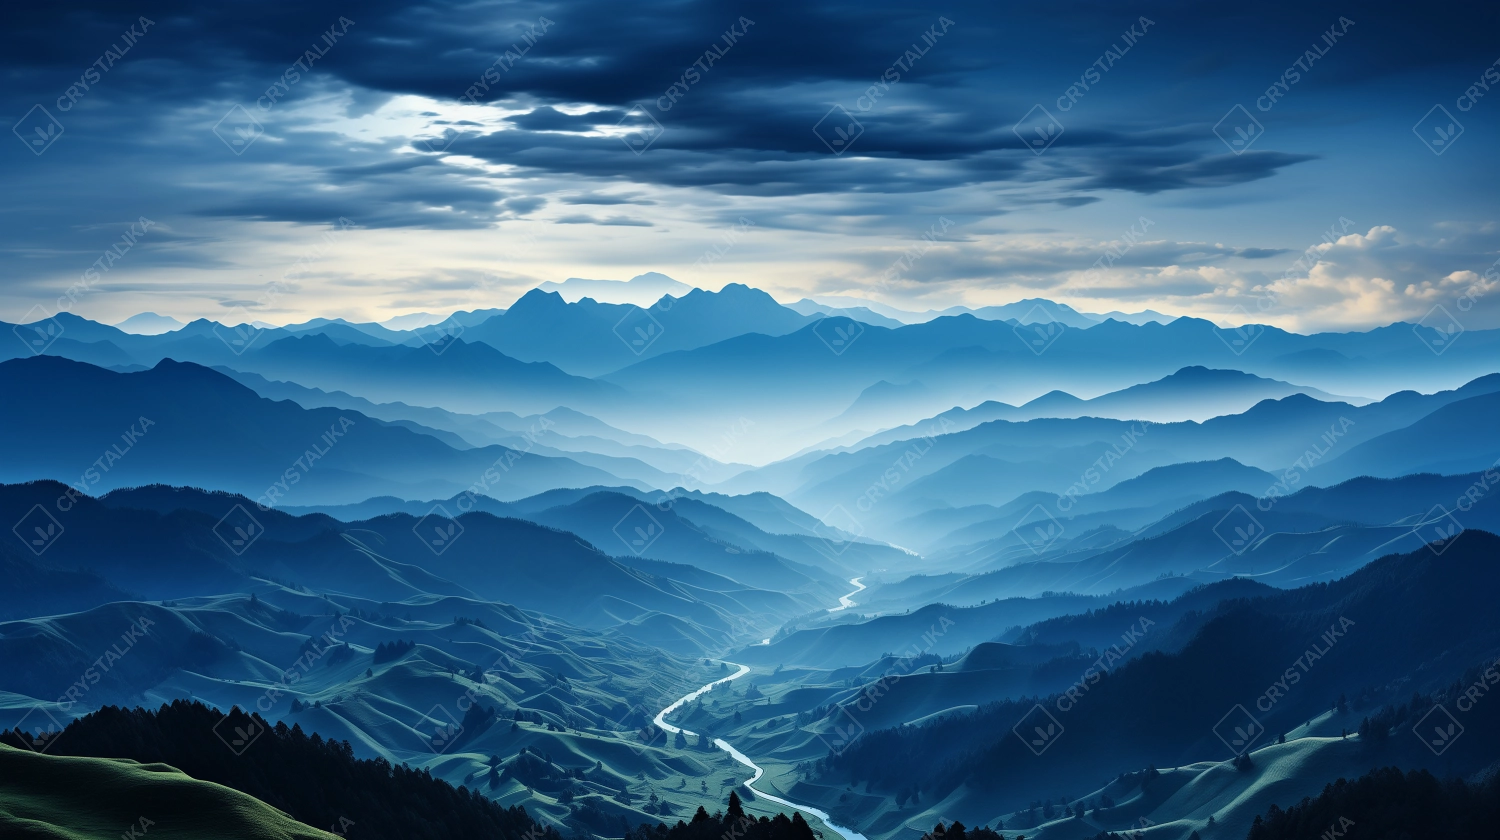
[1023, 389, 1084, 408]
[114, 312, 185, 335]
[1161, 365, 1253, 381]
[537, 272, 695, 306]
[511, 288, 569, 307]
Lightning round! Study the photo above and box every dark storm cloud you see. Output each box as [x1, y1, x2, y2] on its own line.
[1079, 150, 1319, 194]
[505, 106, 615, 132]
[190, 137, 512, 229]
[842, 235, 1279, 283]
[554, 214, 654, 226]
[502, 196, 548, 215]
[1, 0, 1498, 241]
[561, 192, 656, 205]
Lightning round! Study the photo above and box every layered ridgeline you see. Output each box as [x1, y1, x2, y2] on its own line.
[8, 530, 1494, 840]
[0, 356, 631, 504]
[8, 293, 1500, 460]
[4, 283, 1499, 840]
[739, 373, 1500, 537]
[6, 354, 1497, 598]
[0, 478, 879, 837]
[793, 534, 1500, 840]
[0, 528, 842, 835]
[857, 466, 1500, 608]
[0, 479, 838, 648]
[211, 367, 749, 486]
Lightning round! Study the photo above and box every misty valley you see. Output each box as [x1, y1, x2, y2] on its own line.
[5, 3, 1500, 839]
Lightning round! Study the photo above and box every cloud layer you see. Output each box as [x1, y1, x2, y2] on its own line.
[2, 0, 1498, 330]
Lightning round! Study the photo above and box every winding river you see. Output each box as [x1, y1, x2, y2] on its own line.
[652, 662, 869, 840]
[651, 576, 874, 840]
[827, 577, 866, 613]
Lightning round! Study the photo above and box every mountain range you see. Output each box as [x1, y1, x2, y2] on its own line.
[4, 277, 1499, 840]
[11, 289, 1500, 461]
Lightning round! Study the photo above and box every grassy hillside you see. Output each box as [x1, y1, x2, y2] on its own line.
[804, 532, 1500, 835]
[0, 743, 335, 839]
[2, 701, 557, 840]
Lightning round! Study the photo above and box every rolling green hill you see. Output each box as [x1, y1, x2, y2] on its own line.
[0, 743, 335, 840]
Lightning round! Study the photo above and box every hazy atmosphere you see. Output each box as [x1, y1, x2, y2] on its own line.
[4, 3, 1500, 840]
[5, 2, 1500, 331]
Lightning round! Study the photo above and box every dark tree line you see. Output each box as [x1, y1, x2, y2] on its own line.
[373, 639, 416, 662]
[1245, 767, 1500, 840]
[1, 701, 558, 840]
[625, 792, 819, 840]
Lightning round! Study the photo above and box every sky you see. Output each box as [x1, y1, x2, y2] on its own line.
[3, 0, 1500, 333]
